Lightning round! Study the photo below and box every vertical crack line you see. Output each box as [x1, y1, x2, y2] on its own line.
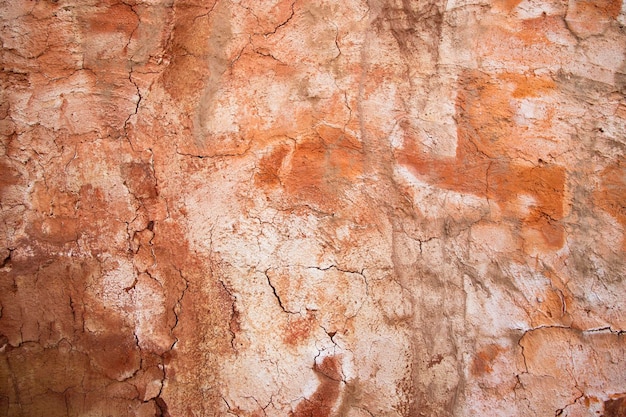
[264, 269, 292, 314]
[218, 279, 238, 351]
[124, 66, 142, 135]
[170, 268, 189, 348]
[121, 1, 142, 142]
[518, 333, 529, 373]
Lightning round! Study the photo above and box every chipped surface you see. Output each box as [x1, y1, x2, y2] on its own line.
[1, 0, 625, 416]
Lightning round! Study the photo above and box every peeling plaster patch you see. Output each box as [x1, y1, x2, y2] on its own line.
[94, 259, 136, 312]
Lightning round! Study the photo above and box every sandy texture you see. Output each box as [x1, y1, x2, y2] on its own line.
[1, 0, 625, 416]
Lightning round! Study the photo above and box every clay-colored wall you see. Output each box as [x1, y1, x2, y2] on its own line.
[1, 1, 625, 416]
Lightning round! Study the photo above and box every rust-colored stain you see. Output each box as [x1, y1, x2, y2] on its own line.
[427, 354, 444, 368]
[285, 131, 363, 203]
[80, 312, 141, 381]
[397, 70, 566, 251]
[493, 0, 523, 13]
[256, 127, 363, 209]
[291, 355, 342, 417]
[122, 162, 158, 200]
[0, 160, 20, 197]
[85, 3, 138, 35]
[500, 72, 556, 99]
[604, 394, 626, 417]
[471, 344, 504, 376]
[519, 15, 568, 45]
[29, 216, 80, 245]
[256, 143, 292, 187]
[284, 137, 327, 202]
[477, 15, 569, 67]
[282, 312, 316, 347]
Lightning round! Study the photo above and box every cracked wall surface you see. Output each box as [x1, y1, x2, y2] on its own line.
[1, 0, 625, 416]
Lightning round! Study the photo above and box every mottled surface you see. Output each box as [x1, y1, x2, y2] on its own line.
[1, 0, 625, 416]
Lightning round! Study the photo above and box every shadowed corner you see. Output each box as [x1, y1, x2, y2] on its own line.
[155, 396, 171, 417]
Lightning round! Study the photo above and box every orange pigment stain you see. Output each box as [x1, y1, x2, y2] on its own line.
[471, 344, 505, 376]
[282, 312, 317, 347]
[500, 73, 556, 99]
[493, 0, 523, 13]
[477, 15, 570, 68]
[571, 0, 623, 19]
[255, 143, 292, 187]
[291, 356, 342, 417]
[255, 126, 364, 209]
[0, 160, 21, 198]
[86, 3, 138, 35]
[398, 70, 566, 250]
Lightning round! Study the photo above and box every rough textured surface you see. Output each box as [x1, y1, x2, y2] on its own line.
[1, 0, 625, 416]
